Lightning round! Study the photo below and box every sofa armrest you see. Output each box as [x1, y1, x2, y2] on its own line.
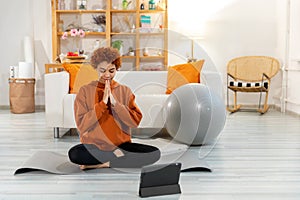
[44, 71, 69, 127]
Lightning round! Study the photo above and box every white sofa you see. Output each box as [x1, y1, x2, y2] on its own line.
[44, 70, 223, 138]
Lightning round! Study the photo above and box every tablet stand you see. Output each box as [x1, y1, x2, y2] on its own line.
[139, 183, 181, 198]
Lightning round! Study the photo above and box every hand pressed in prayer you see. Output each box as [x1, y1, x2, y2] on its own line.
[103, 79, 116, 105]
[103, 80, 110, 104]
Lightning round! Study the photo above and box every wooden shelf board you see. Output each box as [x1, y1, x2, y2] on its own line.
[56, 10, 106, 13]
[111, 32, 136, 35]
[140, 56, 165, 59]
[121, 56, 136, 59]
[139, 32, 165, 35]
[57, 32, 106, 36]
[111, 10, 137, 13]
[139, 10, 165, 13]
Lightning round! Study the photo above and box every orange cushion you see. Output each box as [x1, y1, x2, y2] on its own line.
[166, 60, 204, 94]
[73, 64, 98, 93]
[62, 63, 81, 93]
[63, 63, 99, 94]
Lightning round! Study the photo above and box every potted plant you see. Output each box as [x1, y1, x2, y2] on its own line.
[128, 47, 135, 56]
[92, 14, 106, 32]
[112, 40, 123, 53]
[122, 0, 132, 10]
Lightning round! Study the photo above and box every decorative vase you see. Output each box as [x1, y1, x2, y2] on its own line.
[143, 48, 149, 56]
[93, 40, 100, 50]
[97, 25, 105, 32]
[129, 51, 135, 56]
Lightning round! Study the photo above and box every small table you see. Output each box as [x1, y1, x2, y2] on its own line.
[45, 63, 64, 73]
[45, 60, 89, 74]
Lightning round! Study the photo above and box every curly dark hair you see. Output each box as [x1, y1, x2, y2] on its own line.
[90, 47, 121, 70]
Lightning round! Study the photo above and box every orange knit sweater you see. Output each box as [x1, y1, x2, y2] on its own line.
[74, 80, 142, 151]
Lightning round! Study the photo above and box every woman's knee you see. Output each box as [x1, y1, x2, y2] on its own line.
[149, 147, 161, 161]
[143, 145, 161, 161]
[68, 144, 87, 164]
[119, 142, 159, 153]
[68, 146, 79, 164]
[148, 145, 160, 153]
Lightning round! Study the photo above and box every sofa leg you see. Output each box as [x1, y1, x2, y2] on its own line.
[54, 127, 60, 138]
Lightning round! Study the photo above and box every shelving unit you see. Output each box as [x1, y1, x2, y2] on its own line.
[51, 0, 168, 71]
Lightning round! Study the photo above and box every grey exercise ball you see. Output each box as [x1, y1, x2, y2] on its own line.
[163, 83, 226, 145]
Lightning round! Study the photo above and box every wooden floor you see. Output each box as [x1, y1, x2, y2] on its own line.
[0, 109, 300, 199]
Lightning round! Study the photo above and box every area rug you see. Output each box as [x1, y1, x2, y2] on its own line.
[14, 138, 211, 175]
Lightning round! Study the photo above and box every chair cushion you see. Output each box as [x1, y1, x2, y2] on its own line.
[229, 81, 268, 89]
[166, 60, 204, 94]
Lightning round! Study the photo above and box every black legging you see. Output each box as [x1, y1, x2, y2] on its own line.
[68, 142, 161, 168]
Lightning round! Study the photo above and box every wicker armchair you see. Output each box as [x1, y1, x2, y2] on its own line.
[226, 56, 280, 114]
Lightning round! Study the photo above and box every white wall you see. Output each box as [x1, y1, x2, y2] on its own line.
[0, 0, 32, 105]
[169, 0, 286, 108]
[0, 0, 297, 114]
[0, 0, 51, 106]
[32, 0, 53, 105]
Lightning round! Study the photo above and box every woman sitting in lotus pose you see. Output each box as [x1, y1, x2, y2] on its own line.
[68, 47, 160, 169]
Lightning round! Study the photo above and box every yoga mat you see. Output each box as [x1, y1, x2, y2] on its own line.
[14, 151, 81, 175]
[14, 139, 211, 175]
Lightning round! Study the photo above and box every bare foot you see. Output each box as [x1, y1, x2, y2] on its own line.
[80, 162, 110, 170]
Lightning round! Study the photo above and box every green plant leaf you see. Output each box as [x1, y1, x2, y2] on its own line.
[112, 40, 123, 50]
